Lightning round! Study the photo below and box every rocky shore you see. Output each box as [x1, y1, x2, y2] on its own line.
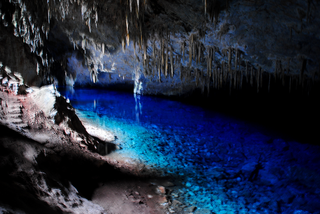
[0, 83, 173, 214]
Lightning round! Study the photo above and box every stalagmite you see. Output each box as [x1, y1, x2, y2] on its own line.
[102, 43, 105, 54]
[170, 49, 174, 77]
[133, 41, 136, 57]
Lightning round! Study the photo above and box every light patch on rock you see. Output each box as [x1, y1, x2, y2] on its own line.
[29, 85, 59, 118]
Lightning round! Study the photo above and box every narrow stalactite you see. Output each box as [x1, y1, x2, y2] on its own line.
[188, 35, 193, 67]
[198, 43, 201, 64]
[161, 37, 164, 74]
[165, 41, 168, 77]
[170, 47, 174, 78]
[228, 47, 232, 73]
[180, 56, 183, 80]
[158, 49, 161, 82]
[196, 69, 199, 87]
[235, 48, 238, 73]
[209, 48, 212, 79]
[182, 41, 185, 63]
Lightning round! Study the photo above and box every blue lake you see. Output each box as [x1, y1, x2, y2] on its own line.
[59, 87, 320, 214]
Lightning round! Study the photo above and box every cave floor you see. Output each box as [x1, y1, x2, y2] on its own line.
[62, 88, 320, 214]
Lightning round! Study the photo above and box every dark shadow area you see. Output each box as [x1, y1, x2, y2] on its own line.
[173, 78, 320, 146]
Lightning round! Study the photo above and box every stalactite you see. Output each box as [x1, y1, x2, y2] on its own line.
[158, 51, 161, 82]
[188, 43, 192, 67]
[182, 41, 185, 63]
[235, 48, 238, 73]
[209, 48, 212, 78]
[228, 47, 232, 73]
[196, 69, 199, 87]
[130, 0, 132, 12]
[137, 0, 139, 12]
[165, 41, 168, 77]
[193, 40, 196, 61]
[161, 37, 164, 73]
[205, 0, 207, 16]
[170, 48, 174, 78]
[198, 43, 201, 65]
[180, 56, 183, 80]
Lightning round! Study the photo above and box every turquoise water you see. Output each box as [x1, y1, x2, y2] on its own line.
[60, 87, 320, 214]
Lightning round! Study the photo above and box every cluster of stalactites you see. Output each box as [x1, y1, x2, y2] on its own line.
[204, 0, 223, 26]
[2, 0, 53, 75]
[138, 29, 181, 83]
[120, 0, 148, 53]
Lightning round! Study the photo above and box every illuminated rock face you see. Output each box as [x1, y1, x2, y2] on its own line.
[0, 0, 320, 95]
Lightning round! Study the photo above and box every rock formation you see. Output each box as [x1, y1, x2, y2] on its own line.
[0, 0, 319, 96]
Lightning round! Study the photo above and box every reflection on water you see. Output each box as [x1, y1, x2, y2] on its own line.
[59, 87, 320, 214]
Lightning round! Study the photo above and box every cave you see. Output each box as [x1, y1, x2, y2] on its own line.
[1, 0, 320, 213]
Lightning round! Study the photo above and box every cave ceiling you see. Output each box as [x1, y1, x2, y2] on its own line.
[0, 0, 319, 95]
